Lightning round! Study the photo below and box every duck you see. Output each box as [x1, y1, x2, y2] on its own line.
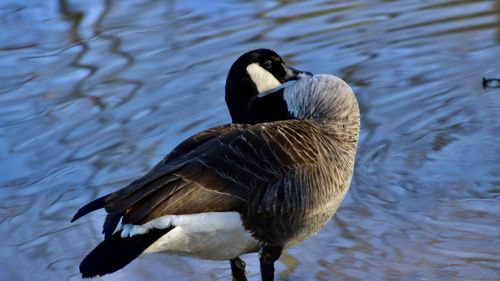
[71, 49, 360, 281]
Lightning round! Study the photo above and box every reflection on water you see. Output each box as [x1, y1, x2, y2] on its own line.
[1, 0, 499, 280]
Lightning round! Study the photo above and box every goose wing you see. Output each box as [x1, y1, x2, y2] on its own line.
[72, 120, 323, 238]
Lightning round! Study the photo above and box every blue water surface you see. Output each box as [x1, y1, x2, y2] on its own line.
[0, 1, 499, 280]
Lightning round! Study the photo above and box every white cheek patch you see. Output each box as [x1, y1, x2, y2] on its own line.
[246, 63, 281, 94]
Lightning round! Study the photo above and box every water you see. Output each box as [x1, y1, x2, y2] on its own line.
[1, 0, 499, 280]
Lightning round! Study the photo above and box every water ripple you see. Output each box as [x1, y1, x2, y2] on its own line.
[0, 0, 499, 280]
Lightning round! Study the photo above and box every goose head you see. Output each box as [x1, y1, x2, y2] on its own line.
[225, 49, 312, 124]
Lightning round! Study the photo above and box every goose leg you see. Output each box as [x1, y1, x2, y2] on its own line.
[230, 257, 247, 281]
[259, 244, 283, 281]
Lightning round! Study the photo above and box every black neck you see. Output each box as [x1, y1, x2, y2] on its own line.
[226, 85, 290, 124]
[245, 90, 290, 124]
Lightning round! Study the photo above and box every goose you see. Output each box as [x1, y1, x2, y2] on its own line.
[72, 53, 360, 281]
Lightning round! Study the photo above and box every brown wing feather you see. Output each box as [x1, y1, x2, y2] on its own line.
[101, 124, 249, 213]
[99, 120, 327, 230]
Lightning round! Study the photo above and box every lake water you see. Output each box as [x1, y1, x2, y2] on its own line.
[1, 0, 499, 280]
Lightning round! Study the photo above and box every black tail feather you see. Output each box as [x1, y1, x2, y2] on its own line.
[80, 227, 172, 278]
[71, 195, 107, 222]
[102, 212, 124, 239]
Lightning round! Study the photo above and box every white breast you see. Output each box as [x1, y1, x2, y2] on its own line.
[121, 212, 259, 260]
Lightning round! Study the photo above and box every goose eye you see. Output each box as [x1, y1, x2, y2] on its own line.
[264, 60, 273, 69]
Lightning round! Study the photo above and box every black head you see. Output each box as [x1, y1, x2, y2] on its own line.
[225, 49, 312, 124]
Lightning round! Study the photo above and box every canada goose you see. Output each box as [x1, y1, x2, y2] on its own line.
[72, 56, 360, 280]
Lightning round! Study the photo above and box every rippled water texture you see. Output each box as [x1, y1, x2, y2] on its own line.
[1, 1, 499, 280]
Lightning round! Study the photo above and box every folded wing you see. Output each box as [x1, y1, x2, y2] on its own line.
[73, 120, 324, 237]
